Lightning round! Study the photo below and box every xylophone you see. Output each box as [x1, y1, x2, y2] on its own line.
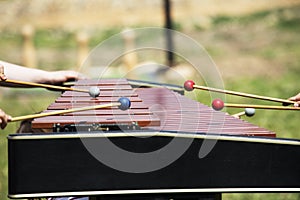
[8, 79, 300, 200]
[28, 78, 275, 136]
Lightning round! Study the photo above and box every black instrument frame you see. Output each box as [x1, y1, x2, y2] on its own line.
[8, 131, 300, 199]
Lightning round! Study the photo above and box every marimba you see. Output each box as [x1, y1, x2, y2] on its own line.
[8, 79, 300, 200]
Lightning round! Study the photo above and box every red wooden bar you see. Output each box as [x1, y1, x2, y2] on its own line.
[40, 109, 153, 116]
[72, 85, 132, 90]
[32, 115, 160, 129]
[54, 96, 142, 103]
[74, 78, 129, 85]
[47, 102, 150, 110]
[61, 90, 137, 97]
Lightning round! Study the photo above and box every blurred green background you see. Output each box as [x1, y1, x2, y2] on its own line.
[0, 0, 300, 199]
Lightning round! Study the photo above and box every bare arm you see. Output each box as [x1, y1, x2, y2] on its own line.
[0, 61, 87, 129]
[0, 61, 86, 87]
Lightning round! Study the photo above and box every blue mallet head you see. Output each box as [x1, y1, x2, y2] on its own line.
[118, 97, 131, 110]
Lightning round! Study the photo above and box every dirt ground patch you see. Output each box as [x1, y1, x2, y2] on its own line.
[0, 0, 299, 30]
[0, 0, 299, 81]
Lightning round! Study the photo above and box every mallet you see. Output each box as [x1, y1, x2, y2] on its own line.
[184, 80, 296, 105]
[232, 108, 256, 118]
[211, 98, 300, 111]
[2, 79, 100, 98]
[10, 97, 131, 122]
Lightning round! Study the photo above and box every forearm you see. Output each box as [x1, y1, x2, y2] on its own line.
[0, 61, 85, 87]
[0, 61, 48, 85]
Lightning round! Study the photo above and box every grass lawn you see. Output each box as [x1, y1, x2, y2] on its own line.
[0, 4, 300, 200]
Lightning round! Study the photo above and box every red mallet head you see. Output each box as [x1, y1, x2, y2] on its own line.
[212, 98, 225, 111]
[184, 80, 195, 91]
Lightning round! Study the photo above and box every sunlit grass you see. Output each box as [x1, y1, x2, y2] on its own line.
[0, 89, 59, 200]
[0, 4, 300, 200]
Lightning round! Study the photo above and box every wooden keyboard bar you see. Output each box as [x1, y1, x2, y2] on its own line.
[74, 78, 129, 85]
[61, 90, 138, 97]
[32, 115, 160, 129]
[47, 102, 150, 110]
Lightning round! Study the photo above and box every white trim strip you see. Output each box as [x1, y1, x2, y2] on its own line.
[8, 188, 300, 198]
[8, 132, 300, 145]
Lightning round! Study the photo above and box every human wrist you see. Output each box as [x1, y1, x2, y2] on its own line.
[33, 70, 52, 84]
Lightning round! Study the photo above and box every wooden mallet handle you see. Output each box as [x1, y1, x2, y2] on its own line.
[212, 98, 300, 111]
[4, 79, 89, 93]
[10, 102, 120, 122]
[184, 80, 295, 105]
[10, 97, 131, 122]
[224, 103, 300, 110]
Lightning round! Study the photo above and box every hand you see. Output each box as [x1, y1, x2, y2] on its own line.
[0, 109, 11, 129]
[288, 93, 300, 107]
[0, 64, 7, 81]
[0, 61, 87, 86]
[39, 70, 87, 85]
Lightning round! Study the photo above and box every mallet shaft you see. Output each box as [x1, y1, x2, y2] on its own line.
[224, 103, 300, 110]
[5, 79, 89, 93]
[10, 102, 121, 122]
[193, 85, 295, 105]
